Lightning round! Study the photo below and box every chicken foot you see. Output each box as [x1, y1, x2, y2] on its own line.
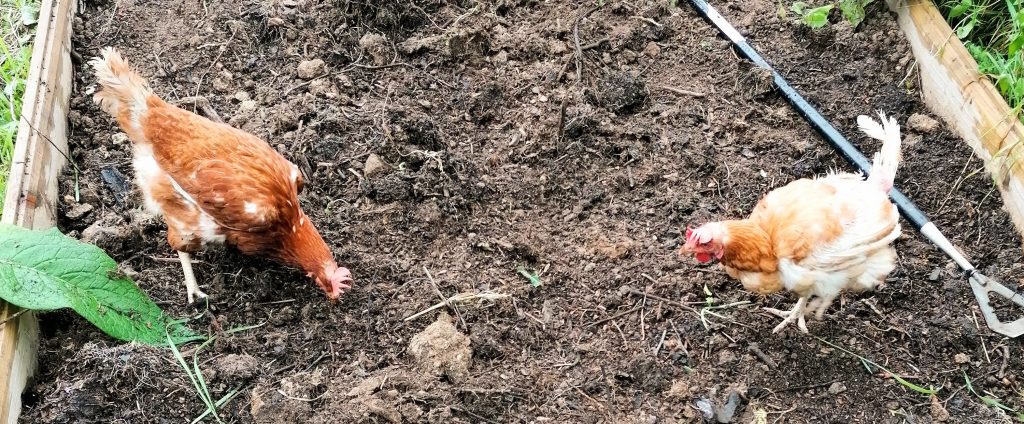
[178, 251, 208, 304]
[764, 296, 809, 334]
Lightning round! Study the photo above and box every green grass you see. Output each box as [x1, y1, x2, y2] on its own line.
[0, 0, 39, 215]
[942, 0, 1024, 120]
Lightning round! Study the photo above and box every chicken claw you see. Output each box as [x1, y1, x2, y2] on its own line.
[178, 251, 208, 304]
[764, 296, 810, 334]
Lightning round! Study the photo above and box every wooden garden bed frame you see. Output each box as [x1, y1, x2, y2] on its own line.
[0, 0, 76, 421]
[0, 0, 1021, 421]
[887, 0, 1024, 236]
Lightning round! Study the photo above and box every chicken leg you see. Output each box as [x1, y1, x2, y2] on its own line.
[178, 251, 208, 304]
[764, 296, 809, 333]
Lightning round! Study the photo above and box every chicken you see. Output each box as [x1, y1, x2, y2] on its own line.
[679, 112, 903, 333]
[89, 47, 352, 304]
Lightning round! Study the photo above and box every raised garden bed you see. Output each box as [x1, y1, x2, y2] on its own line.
[4, 0, 1022, 422]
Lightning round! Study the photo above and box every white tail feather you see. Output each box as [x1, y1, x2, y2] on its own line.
[857, 110, 902, 193]
[89, 47, 154, 137]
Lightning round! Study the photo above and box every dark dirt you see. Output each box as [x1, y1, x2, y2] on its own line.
[20, 0, 1024, 422]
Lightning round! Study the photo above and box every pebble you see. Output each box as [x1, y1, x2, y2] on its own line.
[296, 58, 326, 80]
[716, 349, 737, 365]
[65, 203, 94, 220]
[363, 153, 387, 177]
[928, 268, 941, 281]
[643, 41, 661, 58]
[908, 113, 940, 133]
[828, 382, 847, 395]
[111, 133, 129, 145]
[954, 353, 970, 364]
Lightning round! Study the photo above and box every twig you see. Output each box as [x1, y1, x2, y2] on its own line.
[584, 306, 642, 328]
[0, 309, 27, 327]
[621, 286, 699, 313]
[653, 329, 668, 356]
[175, 96, 224, 123]
[997, 345, 1009, 379]
[776, 380, 838, 393]
[556, 95, 569, 143]
[276, 388, 328, 402]
[403, 291, 510, 322]
[572, 5, 602, 83]
[451, 406, 498, 424]
[631, 15, 663, 28]
[573, 386, 606, 410]
[657, 85, 706, 98]
[193, 26, 238, 98]
[668, 319, 689, 358]
[422, 266, 466, 328]
[748, 343, 778, 369]
[640, 292, 647, 340]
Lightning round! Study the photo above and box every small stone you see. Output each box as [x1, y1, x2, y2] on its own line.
[234, 91, 251, 101]
[111, 132, 129, 145]
[296, 58, 326, 80]
[363, 153, 387, 177]
[828, 382, 847, 394]
[928, 268, 941, 281]
[643, 41, 661, 58]
[417, 100, 433, 109]
[908, 113, 940, 133]
[954, 353, 970, 364]
[65, 203, 94, 220]
[716, 349, 737, 365]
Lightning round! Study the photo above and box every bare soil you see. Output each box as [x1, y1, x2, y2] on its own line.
[20, 0, 1024, 422]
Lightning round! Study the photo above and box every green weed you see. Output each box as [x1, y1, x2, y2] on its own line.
[783, 0, 874, 29]
[942, 0, 1024, 184]
[0, 0, 38, 214]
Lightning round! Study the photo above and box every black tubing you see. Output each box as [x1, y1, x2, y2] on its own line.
[687, 0, 932, 231]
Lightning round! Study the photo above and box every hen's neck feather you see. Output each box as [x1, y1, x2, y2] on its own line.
[721, 220, 778, 273]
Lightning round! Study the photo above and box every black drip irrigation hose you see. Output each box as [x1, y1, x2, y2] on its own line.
[687, 0, 930, 231]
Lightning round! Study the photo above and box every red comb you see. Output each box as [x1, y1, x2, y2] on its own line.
[685, 227, 694, 240]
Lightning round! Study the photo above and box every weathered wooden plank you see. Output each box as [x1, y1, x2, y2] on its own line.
[887, 0, 1024, 238]
[0, 0, 77, 421]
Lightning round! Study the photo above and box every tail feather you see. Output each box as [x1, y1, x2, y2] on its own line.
[89, 47, 154, 136]
[858, 110, 902, 193]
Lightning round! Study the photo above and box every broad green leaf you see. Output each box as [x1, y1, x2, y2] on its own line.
[0, 224, 198, 345]
[1008, 34, 1024, 57]
[839, 0, 873, 28]
[790, 1, 808, 15]
[956, 15, 976, 39]
[803, 5, 834, 29]
[948, 0, 972, 19]
[20, 3, 40, 26]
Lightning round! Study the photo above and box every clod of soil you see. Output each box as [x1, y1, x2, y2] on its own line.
[250, 370, 325, 423]
[407, 313, 472, 383]
[296, 58, 325, 80]
[595, 71, 648, 114]
[908, 112, 941, 133]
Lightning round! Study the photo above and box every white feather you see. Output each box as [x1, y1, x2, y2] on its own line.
[858, 110, 903, 192]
